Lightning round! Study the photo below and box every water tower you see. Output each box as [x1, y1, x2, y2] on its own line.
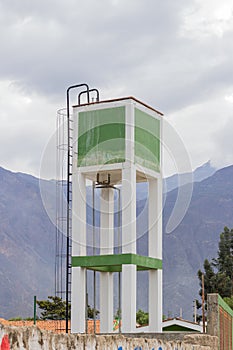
[70, 88, 163, 333]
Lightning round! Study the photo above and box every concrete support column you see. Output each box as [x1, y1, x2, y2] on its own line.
[100, 188, 114, 255]
[100, 272, 114, 333]
[122, 165, 136, 253]
[148, 177, 162, 332]
[71, 172, 86, 333]
[71, 267, 86, 333]
[148, 178, 162, 258]
[121, 165, 136, 332]
[149, 269, 162, 332]
[122, 264, 136, 333]
[100, 188, 114, 333]
[72, 172, 86, 256]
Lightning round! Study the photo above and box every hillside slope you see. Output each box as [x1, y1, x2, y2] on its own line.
[0, 164, 232, 320]
[162, 165, 233, 318]
[0, 167, 55, 318]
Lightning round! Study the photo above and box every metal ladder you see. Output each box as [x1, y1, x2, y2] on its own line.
[55, 83, 99, 333]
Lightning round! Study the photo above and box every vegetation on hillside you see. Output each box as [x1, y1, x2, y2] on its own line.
[8, 316, 38, 321]
[197, 226, 233, 313]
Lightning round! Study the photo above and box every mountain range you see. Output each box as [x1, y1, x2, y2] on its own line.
[163, 164, 233, 318]
[0, 162, 232, 321]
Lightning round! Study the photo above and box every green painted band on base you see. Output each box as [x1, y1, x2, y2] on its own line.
[72, 254, 162, 272]
[218, 294, 233, 346]
[218, 294, 233, 317]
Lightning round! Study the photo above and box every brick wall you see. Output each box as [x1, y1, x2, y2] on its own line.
[0, 319, 100, 334]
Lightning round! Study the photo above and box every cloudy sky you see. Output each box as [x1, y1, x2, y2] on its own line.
[1, 0, 233, 179]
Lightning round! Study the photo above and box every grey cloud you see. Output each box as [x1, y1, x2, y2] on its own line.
[211, 115, 233, 168]
[1, 0, 233, 176]
[0, 0, 197, 106]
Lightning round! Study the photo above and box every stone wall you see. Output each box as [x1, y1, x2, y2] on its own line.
[207, 293, 218, 337]
[207, 293, 233, 350]
[0, 323, 218, 350]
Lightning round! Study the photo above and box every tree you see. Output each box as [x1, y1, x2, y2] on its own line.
[136, 309, 149, 325]
[114, 308, 121, 320]
[213, 226, 233, 292]
[37, 296, 69, 320]
[87, 305, 99, 319]
[197, 259, 217, 301]
[223, 296, 233, 310]
[114, 308, 150, 325]
[37, 296, 99, 320]
[197, 227, 233, 314]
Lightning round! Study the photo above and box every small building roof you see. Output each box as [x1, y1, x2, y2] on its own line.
[162, 317, 202, 333]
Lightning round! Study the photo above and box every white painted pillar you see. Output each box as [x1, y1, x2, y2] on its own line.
[122, 264, 136, 332]
[100, 272, 114, 333]
[100, 188, 114, 255]
[100, 188, 114, 333]
[71, 172, 86, 333]
[122, 165, 136, 254]
[72, 172, 87, 256]
[121, 164, 137, 333]
[149, 269, 162, 332]
[148, 177, 162, 332]
[71, 267, 86, 333]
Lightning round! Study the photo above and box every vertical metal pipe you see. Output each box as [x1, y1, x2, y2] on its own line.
[202, 274, 206, 333]
[66, 89, 70, 334]
[92, 182, 96, 333]
[85, 291, 88, 333]
[117, 188, 121, 333]
[33, 296, 37, 325]
[78, 88, 99, 105]
[193, 299, 197, 323]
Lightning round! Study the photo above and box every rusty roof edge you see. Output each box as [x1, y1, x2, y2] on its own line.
[73, 96, 164, 116]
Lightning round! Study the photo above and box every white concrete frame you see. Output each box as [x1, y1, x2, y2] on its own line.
[71, 98, 163, 334]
